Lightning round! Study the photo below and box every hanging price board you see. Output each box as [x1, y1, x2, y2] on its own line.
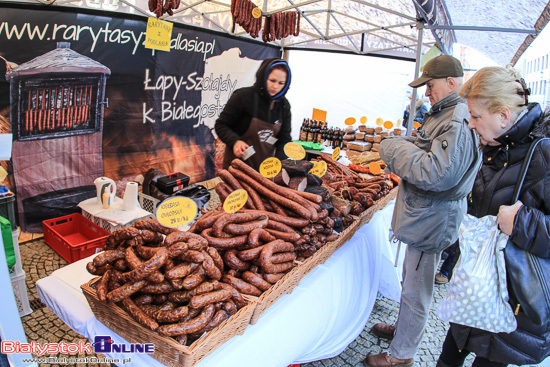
[332, 147, 341, 161]
[260, 157, 282, 178]
[284, 142, 306, 160]
[145, 17, 173, 51]
[223, 189, 248, 213]
[309, 160, 327, 177]
[156, 197, 197, 228]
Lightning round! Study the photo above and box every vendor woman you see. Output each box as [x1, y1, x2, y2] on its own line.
[215, 57, 292, 170]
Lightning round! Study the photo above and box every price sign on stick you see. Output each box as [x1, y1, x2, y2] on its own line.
[223, 189, 248, 213]
[332, 147, 341, 161]
[260, 157, 282, 178]
[368, 162, 382, 175]
[384, 121, 394, 129]
[284, 142, 306, 160]
[376, 117, 384, 126]
[309, 160, 327, 177]
[345, 117, 356, 126]
[360, 116, 368, 124]
[156, 197, 197, 228]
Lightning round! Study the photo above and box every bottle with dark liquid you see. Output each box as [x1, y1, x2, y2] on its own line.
[299, 118, 308, 141]
[307, 120, 316, 142]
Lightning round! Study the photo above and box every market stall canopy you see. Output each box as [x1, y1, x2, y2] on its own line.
[3, 0, 550, 65]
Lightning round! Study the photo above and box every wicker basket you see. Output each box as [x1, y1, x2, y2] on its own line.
[248, 264, 303, 325]
[357, 187, 398, 227]
[294, 187, 398, 282]
[81, 278, 255, 367]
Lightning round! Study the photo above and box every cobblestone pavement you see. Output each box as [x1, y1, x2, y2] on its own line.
[16, 238, 542, 367]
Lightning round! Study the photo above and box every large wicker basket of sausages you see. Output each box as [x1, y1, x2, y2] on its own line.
[80, 218, 258, 367]
[82, 277, 255, 367]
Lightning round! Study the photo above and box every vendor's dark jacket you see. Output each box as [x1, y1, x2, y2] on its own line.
[214, 58, 292, 161]
[450, 103, 550, 365]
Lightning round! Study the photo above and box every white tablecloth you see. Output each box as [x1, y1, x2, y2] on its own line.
[36, 200, 400, 367]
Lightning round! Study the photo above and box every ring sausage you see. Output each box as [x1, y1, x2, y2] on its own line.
[212, 212, 266, 238]
[201, 228, 248, 249]
[188, 289, 232, 309]
[207, 247, 224, 273]
[242, 271, 271, 291]
[168, 280, 221, 303]
[165, 261, 199, 280]
[134, 218, 176, 235]
[156, 305, 189, 323]
[122, 247, 168, 283]
[263, 272, 285, 284]
[238, 245, 264, 261]
[271, 251, 296, 264]
[201, 250, 222, 280]
[168, 242, 189, 258]
[157, 304, 216, 336]
[224, 249, 250, 271]
[223, 216, 268, 235]
[165, 231, 208, 248]
[218, 282, 247, 308]
[122, 297, 159, 331]
[96, 271, 112, 302]
[265, 228, 300, 242]
[93, 248, 126, 267]
[248, 228, 276, 248]
[106, 279, 148, 303]
[259, 240, 295, 274]
[223, 300, 238, 315]
[182, 267, 207, 290]
[221, 274, 261, 296]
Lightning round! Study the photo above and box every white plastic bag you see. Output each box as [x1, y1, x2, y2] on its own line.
[436, 214, 517, 333]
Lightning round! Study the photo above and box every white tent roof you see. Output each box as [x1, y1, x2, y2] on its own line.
[5, 0, 550, 65]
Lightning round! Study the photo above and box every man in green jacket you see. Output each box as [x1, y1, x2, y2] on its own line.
[364, 55, 481, 367]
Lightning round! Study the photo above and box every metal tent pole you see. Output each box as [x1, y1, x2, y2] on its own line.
[406, 20, 424, 136]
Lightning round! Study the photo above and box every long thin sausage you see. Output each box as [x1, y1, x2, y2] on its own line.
[229, 166, 312, 219]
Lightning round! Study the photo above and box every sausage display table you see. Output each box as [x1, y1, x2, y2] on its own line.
[36, 200, 401, 367]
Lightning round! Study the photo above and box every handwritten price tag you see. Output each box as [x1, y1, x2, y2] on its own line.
[284, 142, 306, 160]
[156, 197, 197, 228]
[260, 157, 282, 178]
[309, 160, 327, 177]
[223, 189, 248, 214]
[145, 17, 173, 51]
[332, 147, 341, 161]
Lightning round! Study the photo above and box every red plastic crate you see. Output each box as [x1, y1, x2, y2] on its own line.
[42, 213, 110, 263]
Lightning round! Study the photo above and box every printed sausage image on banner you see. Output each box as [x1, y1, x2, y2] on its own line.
[0, 5, 278, 231]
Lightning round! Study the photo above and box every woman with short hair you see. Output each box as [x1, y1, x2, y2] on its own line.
[437, 65, 550, 366]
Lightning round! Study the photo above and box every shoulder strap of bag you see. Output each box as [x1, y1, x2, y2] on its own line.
[512, 137, 547, 203]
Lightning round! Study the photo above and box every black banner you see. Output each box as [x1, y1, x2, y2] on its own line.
[0, 5, 278, 231]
